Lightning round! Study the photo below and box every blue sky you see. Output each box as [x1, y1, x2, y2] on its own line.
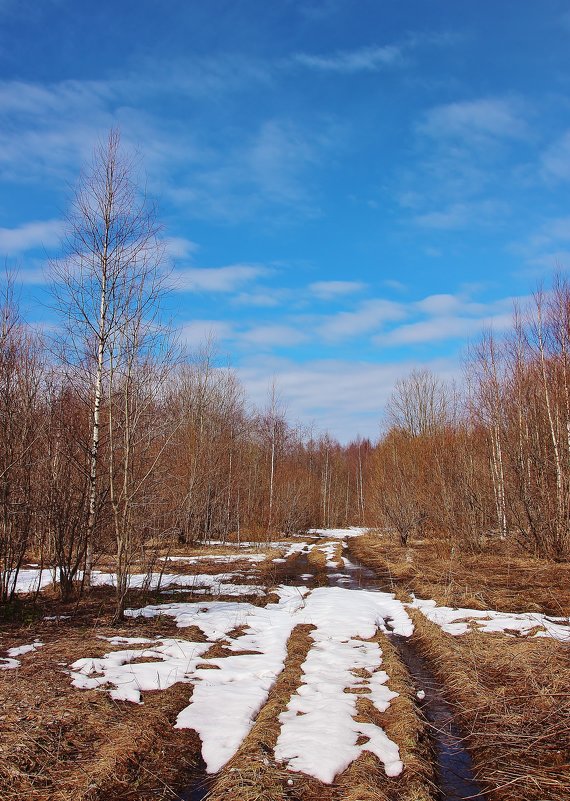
[1, 0, 570, 440]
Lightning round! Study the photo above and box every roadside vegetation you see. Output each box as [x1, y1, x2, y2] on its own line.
[349, 533, 570, 801]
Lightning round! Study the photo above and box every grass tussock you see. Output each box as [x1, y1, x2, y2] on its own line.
[306, 545, 327, 573]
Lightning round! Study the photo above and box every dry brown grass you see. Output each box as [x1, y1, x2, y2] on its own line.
[350, 532, 570, 801]
[0, 623, 206, 800]
[409, 611, 570, 801]
[306, 545, 327, 573]
[349, 532, 570, 615]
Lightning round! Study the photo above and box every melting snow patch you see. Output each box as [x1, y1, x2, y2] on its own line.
[274, 587, 412, 782]
[159, 554, 266, 564]
[91, 571, 266, 597]
[307, 527, 368, 539]
[12, 569, 55, 593]
[409, 597, 570, 641]
[70, 638, 212, 702]
[7, 641, 44, 657]
[0, 657, 20, 670]
[71, 584, 411, 780]
[276, 542, 309, 559]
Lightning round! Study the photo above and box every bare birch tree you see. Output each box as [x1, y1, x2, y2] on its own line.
[50, 129, 167, 600]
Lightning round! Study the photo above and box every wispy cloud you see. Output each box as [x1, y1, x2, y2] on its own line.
[290, 29, 460, 76]
[414, 199, 510, 230]
[237, 354, 461, 442]
[239, 324, 307, 348]
[292, 43, 404, 73]
[540, 130, 570, 182]
[0, 219, 64, 254]
[509, 214, 570, 274]
[418, 97, 530, 144]
[309, 280, 366, 299]
[163, 236, 200, 260]
[172, 264, 269, 293]
[373, 293, 518, 346]
[180, 320, 233, 347]
[165, 115, 340, 223]
[232, 290, 288, 308]
[375, 312, 513, 346]
[318, 298, 406, 340]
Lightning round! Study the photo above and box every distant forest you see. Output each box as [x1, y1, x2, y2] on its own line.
[2, 131, 569, 619]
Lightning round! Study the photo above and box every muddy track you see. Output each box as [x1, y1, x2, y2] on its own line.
[330, 552, 485, 801]
[178, 536, 486, 801]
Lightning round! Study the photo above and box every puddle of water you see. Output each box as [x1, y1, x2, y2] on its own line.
[327, 557, 486, 801]
[391, 633, 485, 801]
[178, 782, 211, 801]
[176, 753, 214, 800]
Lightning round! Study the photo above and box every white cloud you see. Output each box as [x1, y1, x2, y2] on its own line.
[292, 43, 404, 73]
[237, 355, 461, 442]
[0, 219, 64, 254]
[164, 236, 199, 259]
[309, 280, 366, 299]
[375, 313, 512, 346]
[419, 97, 529, 143]
[415, 293, 464, 316]
[171, 264, 269, 293]
[318, 298, 406, 340]
[526, 251, 570, 271]
[383, 279, 408, 292]
[414, 199, 510, 230]
[541, 130, 570, 182]
[232, 290, 287, 307]
[180, 320, 233, 347]
[239, 324, 307, 348]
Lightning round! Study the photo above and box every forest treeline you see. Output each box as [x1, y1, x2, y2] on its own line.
[2, 131, 569, 619]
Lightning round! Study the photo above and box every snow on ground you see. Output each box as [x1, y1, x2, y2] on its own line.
[1, 640, 44, 670]
[73, 587, 308, 771]
[174, 587, 309, 772]
[307, 527, 369, 538]
[0, 657, 20, 670]
[274, 541, 309, 560]
[11, 568, 265, 597]
[7, 641, 44, 657]
[272, 540, 340, 566]
[71, 584, 411, 780]
[11, 569, 55, 594]
[71, 638, 212, 702]
[159, 554, 267, 564]
[409, 596, 570, 641]
[275, 587, 411, 782]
